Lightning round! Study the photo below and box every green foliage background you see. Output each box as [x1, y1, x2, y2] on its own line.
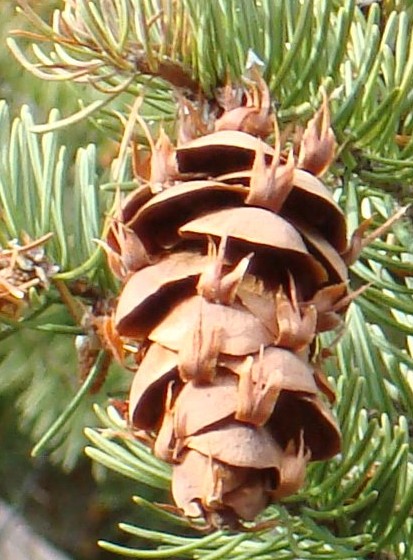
[1, 1, 413, 559]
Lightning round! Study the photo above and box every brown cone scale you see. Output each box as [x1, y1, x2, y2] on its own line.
[110, 83, 346, 528]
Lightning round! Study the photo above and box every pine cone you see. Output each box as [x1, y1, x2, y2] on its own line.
[109, 85, 349, 528]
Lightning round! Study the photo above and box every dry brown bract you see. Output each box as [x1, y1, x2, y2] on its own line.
[0, 233, 57, 318]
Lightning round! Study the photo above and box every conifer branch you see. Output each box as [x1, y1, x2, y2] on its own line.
[2, 1, 413, 558]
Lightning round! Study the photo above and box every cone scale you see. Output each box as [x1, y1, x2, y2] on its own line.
[109, 82, 348, 528]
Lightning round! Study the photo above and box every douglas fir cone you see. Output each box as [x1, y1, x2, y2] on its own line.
[105, 79, 357, 528]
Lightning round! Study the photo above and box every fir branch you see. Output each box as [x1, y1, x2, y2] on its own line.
[6, 0, 413, 191]
[3, 1, 413, 558]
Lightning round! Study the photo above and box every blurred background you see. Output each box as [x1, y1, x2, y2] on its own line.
[0, 2, 141, 559]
